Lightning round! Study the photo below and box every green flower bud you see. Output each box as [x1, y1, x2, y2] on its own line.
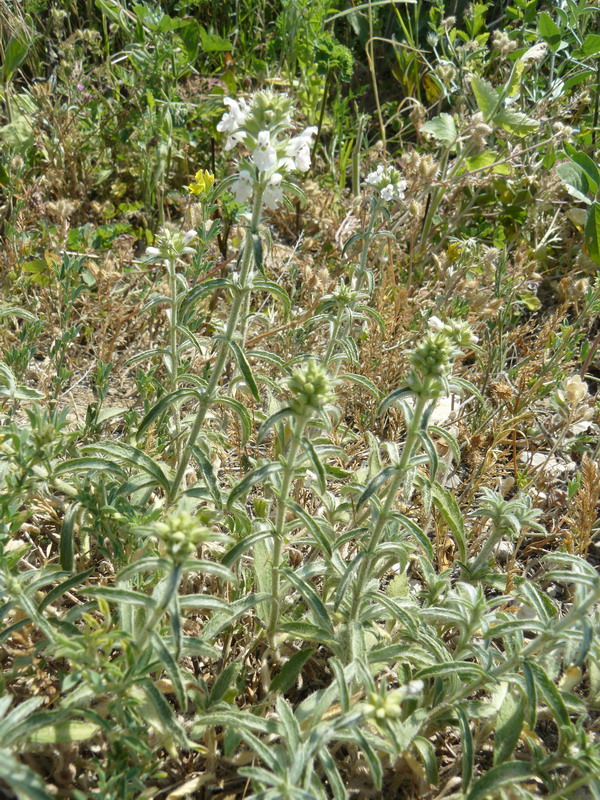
[333, 283, 358, 307]
[253, 497, 270, 519]
[152, 509, 223, 564]
[243, 90, 295, 138]
[410, 332, 456, 380]
[443, 319, 478, 348]
[287, 361, 336, 417]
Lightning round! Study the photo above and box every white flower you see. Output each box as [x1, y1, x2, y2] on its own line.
[366, 165, 384, 185]
[365, 165, 407, 202]
[286, 126, 317, 172]
[264, 172, 283, 210]
[216, 97, 248, 134]
[233, 169, 254, 203]
[224, 130, 246, 151]
[145, 246, 161, 258]
[381, 184, 395, 202]
[181, 229, 198, 254]
[521, 42, 547, 64]
[428, 315, 445, 331]
[563, 375, 589, 407]
[253, 130, 277, 172]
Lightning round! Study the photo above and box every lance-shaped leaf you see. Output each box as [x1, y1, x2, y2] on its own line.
[257, 406, 293, 444]
[270, 649, 315, 695]
[227, 462, 282, 509]
[137, 388, 201, 438]
[357, 465, 399, 511]
[84, 442, 170, 493]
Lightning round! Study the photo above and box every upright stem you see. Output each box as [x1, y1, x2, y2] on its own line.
[135, 564, 181, 649]
[169, 188, 264, 503]
[267, 414, 307, 648]
[350, 392, 429, 621]
[167, 257, 182, 454]
[328, 200, 379, 373]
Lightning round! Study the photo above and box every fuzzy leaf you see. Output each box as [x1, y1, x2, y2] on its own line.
[270, 649, 315, 695]
[585, 202, 600, 264]
[471, 75, 500, 120]
[421, 113, 457, 146]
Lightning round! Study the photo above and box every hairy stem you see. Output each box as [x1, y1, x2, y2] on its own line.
[350, 391, 429, 622]
[267, 414, 308, 649]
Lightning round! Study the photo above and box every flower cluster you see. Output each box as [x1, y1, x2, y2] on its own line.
[363, 680, 424, 722]
[152, 509, 228, 564]
[216, 91, 317, 209]
[145, 228, 197, 262]
[286, 361, 336, 417]
[408, 318, 477, 397]
[365, 165, 408, 203]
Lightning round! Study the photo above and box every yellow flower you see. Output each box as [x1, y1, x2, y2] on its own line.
[187, 169, 215, 197]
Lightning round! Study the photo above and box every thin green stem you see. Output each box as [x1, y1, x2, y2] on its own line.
[168, 188, 264, 503]
[312, 68, 332, 163]
[267, 414, 308, 648]
[328, 199, 379, 374]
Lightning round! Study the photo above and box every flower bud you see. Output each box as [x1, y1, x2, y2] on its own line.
[287, 361, 336, 417]
[152, 509, 225, 564]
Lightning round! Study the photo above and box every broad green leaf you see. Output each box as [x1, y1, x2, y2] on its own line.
[574, 33, 600, 58]
[471, 75, 500, 120]
[495, 110, 539, 136]
[564, 143, 600, 194]
[465, 151, 511, 175]
[3, 35, 30, 82]
[585, 202, 600, 264]
[199, 26, 233, 52]
[537, 12, 562, 51]
[421, 113, 457, 146]
[556, 161, 592, 204]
